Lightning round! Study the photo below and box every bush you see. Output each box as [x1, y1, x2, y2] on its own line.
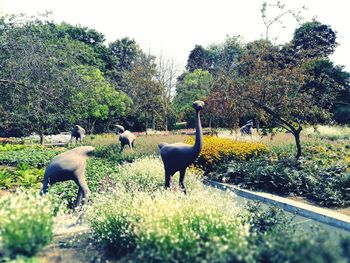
[108, 157, 201, 193]
[245, 202, 350, 263]
[185, 136, 268, 171]
[0, 190, 54, 257]
[88, 187, 249, 262]
[216, 157, 350, 207]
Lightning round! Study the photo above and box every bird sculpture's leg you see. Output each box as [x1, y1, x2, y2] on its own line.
[74, 187, 83, 208]
[165, 169, 172, 189]
[170, 176, 174, 191]
[179, 169, 187, 194]
[120, 143, 125, 152]
[75, 173, 90, 207]
[129, 142, 133, 150]
[132, 140, 135, 149]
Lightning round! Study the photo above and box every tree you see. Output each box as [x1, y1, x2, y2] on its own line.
[186, 45, 212, 72]
[292, 20, 337, 58]
[0, 18, 88, 143]
[173, 69, 213, 127]
[302, 59, 350, 124]
[211, 38, 343, 158]
[75, 66, 132, 133]
[124, 53, 164, 131]
[156, 54, 179, 130]
[186, 37, 243, 76]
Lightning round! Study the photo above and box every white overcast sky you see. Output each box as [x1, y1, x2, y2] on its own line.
[2, 0, 350, 72]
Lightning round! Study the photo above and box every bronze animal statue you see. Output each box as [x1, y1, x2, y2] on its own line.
[240, 120, 253, 136]
[70, 125, 85, 143]
[159, 100, 204, 194]
[115, 125, 136, 152]
[40, 146, 95, 207]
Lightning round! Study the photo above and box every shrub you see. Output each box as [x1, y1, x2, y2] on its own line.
[185, 136, 268, 171]
[0, 190, 54, 257]
[245, 202, 350, 263]
[108, 157, 201, 193]
[87, 189, 136, 257]
[88, 187, 249, 262]
[217, 157, 350, 207]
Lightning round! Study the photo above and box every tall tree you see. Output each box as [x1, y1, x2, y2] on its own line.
[0, 19, 89, 143]
[124, 53, 163, 131]
[156, 54, 179, 130]
[186, 45, 212, 72]
[292, 20, 337, 58]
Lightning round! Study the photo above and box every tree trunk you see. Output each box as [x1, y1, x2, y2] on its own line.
[90, 120, 96, 134]
[165, 117, 168, 131]
[293, 129, 302, 159]
[152, 112, 156, 131]
[145, 112, 148, 134]
[256, 119, 260, 135]
[40, 132, 44, 145]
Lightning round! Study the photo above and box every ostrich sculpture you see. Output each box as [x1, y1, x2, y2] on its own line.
[159, 100, 204, 194]
[70, 125, 85, 143]
[115, 125, 136, 152]
[41, 146, 95, 207]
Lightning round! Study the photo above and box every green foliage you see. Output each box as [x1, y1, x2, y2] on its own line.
[88, 185, 248, 262]
[174, 69, 212, 125]
[75, 66, 132, 133]
[0, 147, 61, 167]
[214, 141, 350, 207]
[244, 202, 350, 263]
[0, 190, 54, 257]
[0, 165, 44, 189]
[87, 155, 350, 262]
[292, 20, 337, 58]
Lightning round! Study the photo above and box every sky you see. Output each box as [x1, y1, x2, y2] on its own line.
[2, 0, 350, 72]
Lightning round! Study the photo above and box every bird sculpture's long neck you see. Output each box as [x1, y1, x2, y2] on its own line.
[192, 109, 203, 155]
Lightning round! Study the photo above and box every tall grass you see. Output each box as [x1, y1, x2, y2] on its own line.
[304, 125, 350, 141]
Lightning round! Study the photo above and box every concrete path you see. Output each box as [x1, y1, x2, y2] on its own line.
[206, 180, 350, 237]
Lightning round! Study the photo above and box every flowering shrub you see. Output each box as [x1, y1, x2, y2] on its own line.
[108, 157, 201, 193]
[185, 136, 268, 170]
[88, 187, 249, 262]
[0, 190, 54, 257]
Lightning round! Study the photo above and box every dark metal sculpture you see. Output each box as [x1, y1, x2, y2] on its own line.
[70, 125, 85, 143]
[115, 125, 136, 152]
[41, 146, 95, 207]
[240, 120, 253, 136]
[159, 100, 204, 194]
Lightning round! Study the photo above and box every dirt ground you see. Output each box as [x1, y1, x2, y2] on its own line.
[37, 214, 117, 263]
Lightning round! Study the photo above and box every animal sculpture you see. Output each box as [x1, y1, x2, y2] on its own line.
[115, 124, 136, 152]
[159, 100, 204, 194]
[41, 146, 95, 207]
[240, 120, 253, 136]
[71, 125, 85, 143]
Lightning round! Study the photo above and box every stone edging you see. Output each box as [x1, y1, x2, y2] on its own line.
[205, 180, 350, 232]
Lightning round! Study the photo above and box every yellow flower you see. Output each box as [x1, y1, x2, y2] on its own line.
[185, 136, 268, 170]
